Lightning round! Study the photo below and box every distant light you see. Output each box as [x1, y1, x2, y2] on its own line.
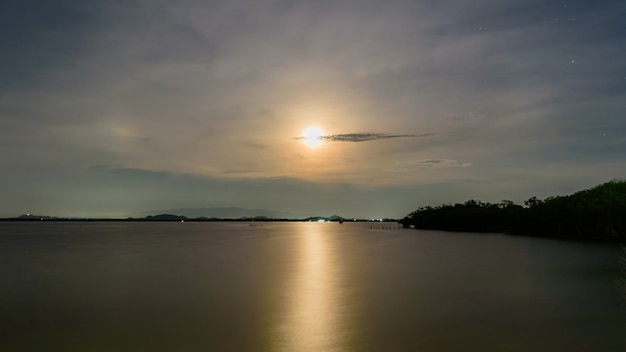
[181, 220, 185, 223]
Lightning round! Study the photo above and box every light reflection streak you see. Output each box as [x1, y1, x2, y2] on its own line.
[276, 224, 340, 352]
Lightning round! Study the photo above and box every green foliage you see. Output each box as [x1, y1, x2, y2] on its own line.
[403, 179, 626, 241]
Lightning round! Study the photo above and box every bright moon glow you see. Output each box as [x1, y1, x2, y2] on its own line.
[302, 127, 325, 147]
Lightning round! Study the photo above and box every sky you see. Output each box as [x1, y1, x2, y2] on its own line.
[1, 0, 625, 219]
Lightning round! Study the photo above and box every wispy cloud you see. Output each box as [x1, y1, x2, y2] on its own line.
[1, 0, 625, 218]
[296, 132, 434, 143]
[414, 159, 472, 168]
[384, 159, 472, 174]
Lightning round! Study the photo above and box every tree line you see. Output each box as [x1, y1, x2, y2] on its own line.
[401, 179, 626, 241]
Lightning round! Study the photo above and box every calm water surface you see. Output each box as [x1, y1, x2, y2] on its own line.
[1, 222, 624, 351]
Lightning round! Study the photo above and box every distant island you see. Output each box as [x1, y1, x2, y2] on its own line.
[139, 206, 300, 220]
[401, 179, 626, 241]
[5, 180, 625, 241]
[3, 213, 395, 223]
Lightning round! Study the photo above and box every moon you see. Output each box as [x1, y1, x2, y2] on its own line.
[302, 127, 325, 147]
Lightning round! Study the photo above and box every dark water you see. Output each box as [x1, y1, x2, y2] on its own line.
[1, 222, 624, 351]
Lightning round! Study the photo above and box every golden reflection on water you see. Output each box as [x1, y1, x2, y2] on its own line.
[276, 224, 342, 352]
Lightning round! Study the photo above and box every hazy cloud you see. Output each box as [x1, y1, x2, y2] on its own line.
[295, 132, 434, 143]
[324, 133, 434, 142]
[1, 0, 625, 217]
[414, 159, 472, 168]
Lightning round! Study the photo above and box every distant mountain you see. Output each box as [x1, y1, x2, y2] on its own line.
[18, 214, 52, 219]
[14, 214, 55, 220]
[144, 214, 187, 221]
[140, 207, 301, 219]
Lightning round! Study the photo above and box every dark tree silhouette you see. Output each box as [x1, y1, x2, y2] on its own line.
[402, 179, 626, 241]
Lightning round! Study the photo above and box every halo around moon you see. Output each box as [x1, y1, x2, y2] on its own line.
[302, 127, 325, 147]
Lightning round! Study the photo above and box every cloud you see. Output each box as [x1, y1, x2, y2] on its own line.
[384, 159, 472, 174]
[414, 159, 472, 168]
[1, 0, 625, 218]
[295, 132, 434, 143]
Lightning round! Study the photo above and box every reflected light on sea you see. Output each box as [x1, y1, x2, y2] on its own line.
[1, 222, 623, 351]
[274, 224, 343, 351]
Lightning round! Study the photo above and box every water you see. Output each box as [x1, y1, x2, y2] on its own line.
[1, 222, 624, 351]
